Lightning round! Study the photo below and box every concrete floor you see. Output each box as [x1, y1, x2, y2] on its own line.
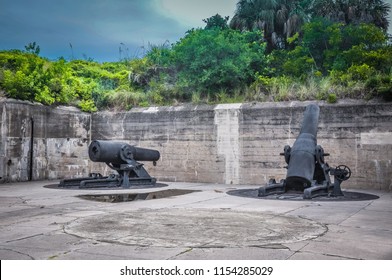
[0, 181, 391, 260]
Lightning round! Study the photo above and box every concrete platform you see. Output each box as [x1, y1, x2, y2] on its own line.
[0, 181, 391, 260]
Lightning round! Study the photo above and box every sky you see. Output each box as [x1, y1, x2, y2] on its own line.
[0, 0, 391, 62]
[0, 0, 238, 62]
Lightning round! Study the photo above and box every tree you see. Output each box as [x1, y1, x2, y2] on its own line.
[171, 28, 266, 98]
[24, 42, 40, 55]
[311, 0, 391, 31]
[203, 14, 230, 30]
[271, 18, 391, 77]
[230, 0, 312, 52]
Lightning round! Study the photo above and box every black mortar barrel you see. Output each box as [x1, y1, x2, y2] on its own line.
[88, 140, 160, 164]
[286, 104, 319, 190]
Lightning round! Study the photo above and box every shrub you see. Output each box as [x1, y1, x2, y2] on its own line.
[171, 28, 267, 99]
[365, 74, 392, 101]
[104, 90, 147, 110]
[79, 99, 97, 112]
[327, 93, 337, 103]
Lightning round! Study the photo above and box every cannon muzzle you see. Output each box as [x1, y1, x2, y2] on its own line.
[286, 104, 320, 190]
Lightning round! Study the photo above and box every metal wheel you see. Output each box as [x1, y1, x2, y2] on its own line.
[335, 165, 351, 181]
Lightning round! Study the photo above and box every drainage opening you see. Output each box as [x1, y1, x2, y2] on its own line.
[78, 189, 200, 203]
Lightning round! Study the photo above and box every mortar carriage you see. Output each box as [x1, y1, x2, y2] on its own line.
[59, 140, 160, 189]
[258, 104, 351, 199]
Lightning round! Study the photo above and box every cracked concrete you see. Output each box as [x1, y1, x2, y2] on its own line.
[0, 181, 391, 260]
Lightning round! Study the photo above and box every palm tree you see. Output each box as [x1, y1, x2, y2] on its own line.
[311, 0, 391, 31]
[230, 0, 390, 52]
[230, 0, 312, 52]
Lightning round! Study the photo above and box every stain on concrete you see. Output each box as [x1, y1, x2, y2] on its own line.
[64, 209, 327, 248]
[214, 104, 242, 185]
[0, 100, 91, 182]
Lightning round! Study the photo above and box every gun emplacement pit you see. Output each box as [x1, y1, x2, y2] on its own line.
[77, 189, 200, 203]
[64, 208, 327, 248]
[0, 180, 391, 260]
[228, 188, 380, 201]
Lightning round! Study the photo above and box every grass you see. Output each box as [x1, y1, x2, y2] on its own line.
[103, 90, 147, 110]
[94, 73, 387, 110]
[244, 75, 371, 104]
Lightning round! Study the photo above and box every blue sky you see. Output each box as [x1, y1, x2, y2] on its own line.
[0, 0, 237, 62]
[0, 0, 391, 62]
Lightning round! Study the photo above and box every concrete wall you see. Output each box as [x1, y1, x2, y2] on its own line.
[0, 99, 91, 182]
[92, 101, 392, 191]
[1, 99, 391, 191]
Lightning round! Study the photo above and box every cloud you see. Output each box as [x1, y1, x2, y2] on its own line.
[2, 0, 389, 62]
[0, 0, 190, 61]
[156, 0, 237, 28]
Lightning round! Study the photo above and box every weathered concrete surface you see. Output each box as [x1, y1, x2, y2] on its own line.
[0, 99, 91, 182]
[92, 100, 392, 191]
[0, 181, 391, 260]
[1, 99, 391, 191]
[65, 209, 327, 248]
[91, 105, 220, 184]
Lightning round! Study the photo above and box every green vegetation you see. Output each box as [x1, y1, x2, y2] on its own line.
[0, 51, 132, 111]
[0, 1, 391, 111]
